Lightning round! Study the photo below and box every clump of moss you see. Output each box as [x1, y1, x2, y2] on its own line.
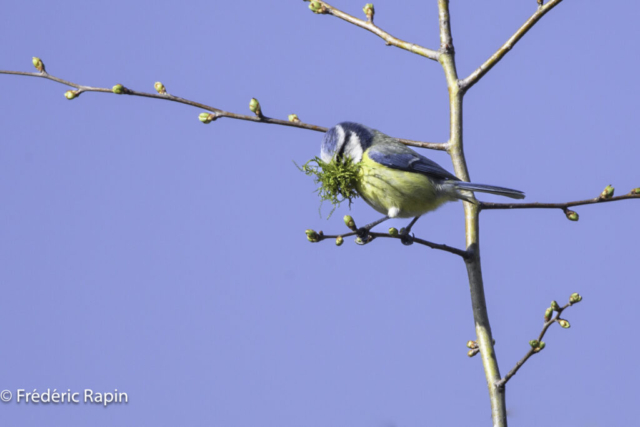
[297, 156, 361, 218]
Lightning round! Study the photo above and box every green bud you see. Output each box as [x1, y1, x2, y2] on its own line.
[305, 229, 320, 242]
[544, 307, 553, 322]
[550, 300, 560, 311]
[309, 1, 324, 13]
[249, 98, 262, 116]
[529, 340, 540, 348]
[288, 114, 300, 123]
[565, 210, 579, 221]
[335, 236, 344, 246]
[154, 82, 166, 94]
[363, 3, 375, 20]
[631, 188, 640, 195]
[466, 340, 477, 349]
[64, 90, 78, 100]
[533, 341, 546, 352]
[467, 349, 479, 358]
[199, 112, 215, 124]
[600, 184, 614, 199]
[558, 319, 570, 329]
[112, 84, 125, 94]
[569, 292, 582, 304]
[343, 215, 356, 230]
[32, 57, 45, 72]
[388, 227, 398, 237]
[355, 236, 364, 245]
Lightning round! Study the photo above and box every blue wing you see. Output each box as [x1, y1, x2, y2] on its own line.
[366, 142, 459, 181]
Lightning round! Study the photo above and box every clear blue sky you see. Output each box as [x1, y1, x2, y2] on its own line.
[1, 1, 638, 426]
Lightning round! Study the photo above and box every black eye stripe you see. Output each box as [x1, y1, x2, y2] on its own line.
[336, 130, 350, 161]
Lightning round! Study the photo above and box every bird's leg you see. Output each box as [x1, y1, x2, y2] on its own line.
[356, 215, 390, 239]
[399, 216, 421, 246]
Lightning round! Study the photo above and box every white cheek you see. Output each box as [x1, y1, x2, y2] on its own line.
[344, 133, 363, 162]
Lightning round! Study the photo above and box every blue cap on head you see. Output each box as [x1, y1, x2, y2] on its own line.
[320, 122, 374, 163]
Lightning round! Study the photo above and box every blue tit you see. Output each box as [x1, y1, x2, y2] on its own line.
[320, 122, 524, 239]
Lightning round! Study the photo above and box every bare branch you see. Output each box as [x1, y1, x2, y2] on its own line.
[479, 192, 640, 212]
[437, 0, 454, 52]
[496, 295, 582, 389]
[305, 229, 469, 258]
[459, 0, 564, 92]
[306, 1, 439, 61]
[0, 69, 446, 151]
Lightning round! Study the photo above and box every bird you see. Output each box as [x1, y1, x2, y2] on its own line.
[320, 122, 525, 243]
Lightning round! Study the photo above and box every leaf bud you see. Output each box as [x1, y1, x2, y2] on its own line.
[631, 188, 640, 195]
[363, 3, 375, 20]
[600, 184, 614, 199]
[199, 112, 216, 124]
[466, 340, 477, 349]
[64, 90, 78, 100]
[565, 210, 579, 221]
[467, 349, 479, 358]
[529, 340, 540, 348]
[288, 114, 300, 123]
[154, 82, 166, 94]
[335, 236, 344, 246]
[558, 319, 571, 329]
[550, 300, 560, 311]
[544, 307, 553, 322]
[249, 98, 262, 116]
[32, 57, 45, 72]
[309, 1, 325, 13]
[305, 229, 320, 243]
[569, 292, 582, 304]
[343, 215, 356, 230]
[533, 341, 546, 352]
[112, 84, 126, 94]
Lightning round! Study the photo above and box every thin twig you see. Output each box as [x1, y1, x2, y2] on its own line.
[479, 193, 640, 211]
[311, 230, 469, 258]
[0, 69, 446, 151]
[307, 1, 439, 61]
[496, 302, 576, 389]
[459, 0, 564, 92]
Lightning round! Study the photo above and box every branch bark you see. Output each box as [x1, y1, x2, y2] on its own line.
[479, 193, 639, 211]
[496, 300, 579, 389]
[437, 0, 506, 425]
[459, 0, 564, 92]
[307, 1, 439, 61]
[0, 69, 446, 151]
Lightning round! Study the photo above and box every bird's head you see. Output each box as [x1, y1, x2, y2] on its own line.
[320, 122, 375, 164]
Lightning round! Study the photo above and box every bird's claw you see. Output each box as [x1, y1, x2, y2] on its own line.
[356, 227, 370, 238]
[400, 233, 415, 246]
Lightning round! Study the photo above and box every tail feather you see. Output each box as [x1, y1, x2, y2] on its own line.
[452, 182, 525, 200]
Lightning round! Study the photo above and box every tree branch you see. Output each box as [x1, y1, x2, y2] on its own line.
[0, 68, 446, 151]
[496, 295, 582, 389]
[479, 192, 640, 212]
[305, 1, 439, 61]
[437, 0, 506, 425]
[305, 229, 469, 258]
[459, 0, 564, 92]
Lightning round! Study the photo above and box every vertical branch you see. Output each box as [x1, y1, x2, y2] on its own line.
[437, 1, 507, 426]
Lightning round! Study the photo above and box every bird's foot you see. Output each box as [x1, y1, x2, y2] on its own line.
[399, 228, 415, 246]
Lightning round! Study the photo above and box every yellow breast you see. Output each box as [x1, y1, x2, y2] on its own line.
[356, 151, 452, 218]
